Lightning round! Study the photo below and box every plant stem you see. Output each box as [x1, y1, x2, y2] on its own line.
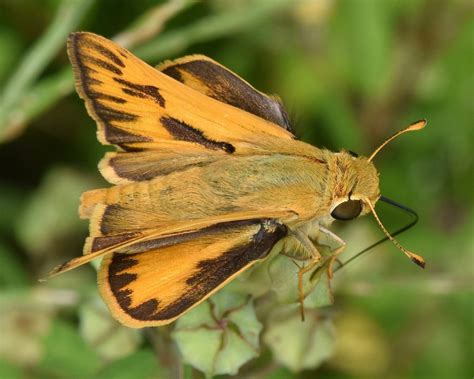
[113, 0, 194, 48]
[0, 0, 94, 141]
[135, 0, 293, 60]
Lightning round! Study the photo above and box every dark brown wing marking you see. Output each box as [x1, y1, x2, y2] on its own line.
[113, 78, 165, 106]
[91, 232, 142, 253]
[158, 56, 293, 133]
[160, 116, 235, 153]
[85, 56, 123, 75]
[90, 93, 127, 104]
[86, 39, 126, 68]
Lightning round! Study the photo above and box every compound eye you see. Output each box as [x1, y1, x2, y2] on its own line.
[331, 200, 362, 221]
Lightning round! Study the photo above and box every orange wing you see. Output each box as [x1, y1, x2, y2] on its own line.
[98, 219, 286, 327]
[68, 32, 294, 151]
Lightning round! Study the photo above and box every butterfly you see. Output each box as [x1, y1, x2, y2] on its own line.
[48, 32, 426, 328]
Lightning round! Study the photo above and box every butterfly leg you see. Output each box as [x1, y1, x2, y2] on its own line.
[289, 229, 321, 321]
[319, 226, 346, 278]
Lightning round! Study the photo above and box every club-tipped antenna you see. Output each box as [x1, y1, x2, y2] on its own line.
[368, 119, 427, 162]
[366, 199, 425, 268]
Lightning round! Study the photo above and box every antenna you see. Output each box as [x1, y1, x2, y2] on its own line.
[366, 199, 425, 268]
[368, 119, 427, 162]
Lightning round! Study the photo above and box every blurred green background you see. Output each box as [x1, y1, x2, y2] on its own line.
[0, 1, 472, 378]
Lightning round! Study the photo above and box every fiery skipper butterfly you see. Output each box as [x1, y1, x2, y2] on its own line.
[49, 32, 426, 328]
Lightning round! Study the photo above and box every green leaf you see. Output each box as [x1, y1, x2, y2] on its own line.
[0, 27, 23, 86]
[224, 253, 274, 298]
[0, 242, 29, 288]
[172, 290, 262, 376]
[173, 323, 222, 374]
[267, 254, 304, 304]
[264, 367, 294, 379]
[328, 309, 389, 377]
[317, 93, 362, 150]
[329, 0, 393, 97]
[16, 167, 96, 256]
[0, 183, 26, 234]
[267, 246, 334, 308]
[264, 307, 335, 372]
[0, 300, 51, 366]
[79, 297, 143, 361]
[172, 298, 216, 329]
[227, 298, 261, 349]
[305, 258, 334, 308]
[38, 320, 101, 379]
[94, 350, 165, 379]
[0, 359, 24, 379]
[213, 328, 258, 375]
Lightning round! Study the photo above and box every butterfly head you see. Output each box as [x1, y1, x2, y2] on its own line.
[328, 151, 379, 222]
[328, 120, 427, 268]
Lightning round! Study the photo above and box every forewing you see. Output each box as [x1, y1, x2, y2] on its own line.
[98, 219, 287, 327]
[157, 55, 293, 132]
[68, 32, 293, 153]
